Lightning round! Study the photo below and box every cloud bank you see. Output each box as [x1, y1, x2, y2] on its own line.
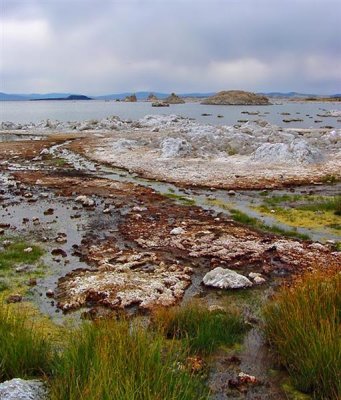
[1, 0, 341, 94]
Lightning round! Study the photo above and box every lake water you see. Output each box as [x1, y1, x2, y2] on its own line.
[1, 100, 340, 128]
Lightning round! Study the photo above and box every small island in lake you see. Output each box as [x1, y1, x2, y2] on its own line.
[31, 94, 92, 101]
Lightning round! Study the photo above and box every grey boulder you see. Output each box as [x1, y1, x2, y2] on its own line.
[203, 267, 253, 289]
[0, 379, 47, 400]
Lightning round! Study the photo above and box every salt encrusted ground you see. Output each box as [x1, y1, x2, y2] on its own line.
[2, 114, 341, 189]
[65, 115, 341, 189]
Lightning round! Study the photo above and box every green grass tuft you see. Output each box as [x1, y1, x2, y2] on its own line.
[0, 240, 44, 270]
[264, 270, 341, 399]
[163, 192, 196, 206]
[153, 302, 247, 355]
[50, 319, 209, 400]
[0, 305, 52, 381]
[298, 195, 341, 216]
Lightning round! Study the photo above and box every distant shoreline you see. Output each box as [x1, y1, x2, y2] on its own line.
[30, 95, 92, 101]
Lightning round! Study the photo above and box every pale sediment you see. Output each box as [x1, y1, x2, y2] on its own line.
[63, 115, 341, 189]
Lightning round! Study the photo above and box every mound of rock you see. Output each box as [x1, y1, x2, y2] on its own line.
[202, 90, 270, 105]
[160, 138, 192, 158]
[317, 110, 341, 118]
[0, 379, 47, 400]
[0, 116, 127, 132]
[251, 139, 324, 165]
[56, 250, 192, 312]
[147, 93, 158, 101]
[164, 93, 185, 104]
[111, 138, 138, 153]
[124, 94, 137, 102]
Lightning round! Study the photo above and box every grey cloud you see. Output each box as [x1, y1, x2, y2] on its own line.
[1, 0, 340, 94]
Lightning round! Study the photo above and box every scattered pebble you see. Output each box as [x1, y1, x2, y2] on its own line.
[170, 227, 186, 235]
[6, 294, 23, 303]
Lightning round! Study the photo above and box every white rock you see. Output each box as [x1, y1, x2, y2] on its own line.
[75, 195, 88, 203]
[318, 110, 341, 117]
[307, 243, 326, 251]
[170, 227, 186, 235]
[85, 198, 95, 206]
[75, 195, 95, 207]
[203, 267, 253, 289]
[111, 139, 137, 153]
[160, 137, 192, 158]
[23, 247, 33, 253]
[132, 206, 147, 212]
[39, 149, 49, 155]
[251, 139, 324, 165]
[249, 272, 262, 279]
[253, 276, 266, 285]
[0, 378, 47, 400]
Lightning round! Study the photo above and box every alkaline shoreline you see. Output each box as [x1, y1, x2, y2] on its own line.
[0, 113, 340, 399]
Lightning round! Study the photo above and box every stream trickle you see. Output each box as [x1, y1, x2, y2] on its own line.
[50, 142, 341, 243]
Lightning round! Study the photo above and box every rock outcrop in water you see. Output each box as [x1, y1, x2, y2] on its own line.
[164, 93, 185, 104]
[124, 94, 137, 102]
[147, 93, 158, 101]
[152, 101, 169, 107]
[202, 90, 270, 105]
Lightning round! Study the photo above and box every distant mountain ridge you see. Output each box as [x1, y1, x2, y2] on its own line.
[258, 92, 341, 98]
[0, 91, 214, 101]
[95, 92, 215, 100]
[0, 91, 339, 101]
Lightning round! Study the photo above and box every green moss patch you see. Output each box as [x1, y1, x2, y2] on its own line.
[256, 195, 341, 234]
[0, 239, 44, 270]
[163, 192, 196, 206]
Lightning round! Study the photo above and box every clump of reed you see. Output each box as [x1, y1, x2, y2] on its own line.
[153, 301, 247, 354]
[49, 318, 208, 400]
[0, 305, 52, 381]
[264, 268, 341, 399]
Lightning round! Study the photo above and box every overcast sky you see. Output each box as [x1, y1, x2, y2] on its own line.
[1, 0, 340, 95]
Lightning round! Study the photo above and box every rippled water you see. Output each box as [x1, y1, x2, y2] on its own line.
[1, 100, 340, 128]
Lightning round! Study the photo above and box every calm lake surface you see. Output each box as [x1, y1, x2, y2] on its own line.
[1, 100, 340, 128]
